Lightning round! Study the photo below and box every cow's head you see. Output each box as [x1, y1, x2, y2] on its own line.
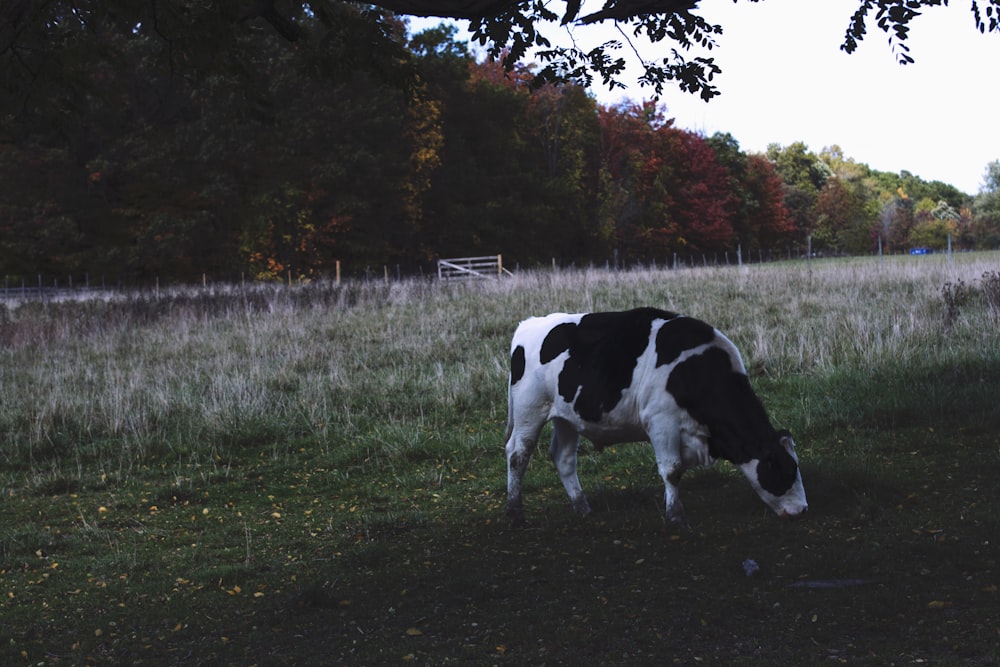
[738, 431, 808, 518]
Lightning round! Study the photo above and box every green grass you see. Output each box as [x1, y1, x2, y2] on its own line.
[1, 253, 999, 665]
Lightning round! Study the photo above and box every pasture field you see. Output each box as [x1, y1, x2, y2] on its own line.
[1, 253, 999, 665]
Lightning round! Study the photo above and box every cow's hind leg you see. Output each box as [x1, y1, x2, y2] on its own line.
[505, 421, 544, 525]
[650, 427, 689, 527]
[549, 418, 591, 516]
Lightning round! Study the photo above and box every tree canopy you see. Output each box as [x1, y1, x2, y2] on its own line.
[3, 0, 999, 112]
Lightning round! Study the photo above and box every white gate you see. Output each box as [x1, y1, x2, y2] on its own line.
[437, 255, 512, 280]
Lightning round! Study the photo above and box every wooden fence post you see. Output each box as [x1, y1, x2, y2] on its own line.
[807, 235, 813, 277]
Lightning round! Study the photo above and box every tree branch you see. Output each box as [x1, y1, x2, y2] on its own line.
[356, 0, 519, 20]
[239, 0, 304, 41]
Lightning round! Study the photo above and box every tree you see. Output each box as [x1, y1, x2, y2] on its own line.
[413, 46, 602, 266]
[741, 154, 794, 253]
[765, 142, 830, 246]
[364, 0, 1000, 97]
[706, 133, 792, 254]
[973, 160, 1000, 247]
[909, 198, 959, 249]
[815, 177, 873, 254]
[4, 0, 998, 116]
[598, 102, 738, 259]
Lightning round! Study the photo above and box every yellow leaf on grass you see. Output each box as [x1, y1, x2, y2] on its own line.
[927, 600, 952, 609]
[405, 628, 423, 636]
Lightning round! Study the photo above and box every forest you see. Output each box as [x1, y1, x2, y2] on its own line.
[3, 10, 1000, 284]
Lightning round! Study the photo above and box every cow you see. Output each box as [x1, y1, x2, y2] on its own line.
[504, 307, 807, 525]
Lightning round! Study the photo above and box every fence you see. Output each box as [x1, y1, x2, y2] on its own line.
[3, 243, 968, 304]
[437, 255, 513, 280]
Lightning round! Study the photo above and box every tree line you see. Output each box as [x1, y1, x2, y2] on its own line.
[2, 14, 999, 283]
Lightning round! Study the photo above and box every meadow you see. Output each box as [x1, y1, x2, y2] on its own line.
[1, 253, 999, 665]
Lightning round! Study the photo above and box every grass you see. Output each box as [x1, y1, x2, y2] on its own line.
[1, 252, 999, 665]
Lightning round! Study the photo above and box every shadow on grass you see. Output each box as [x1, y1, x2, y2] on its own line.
[230, 435, 998, 666]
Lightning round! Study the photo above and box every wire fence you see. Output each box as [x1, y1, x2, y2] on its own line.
[0, 243, 961, 305]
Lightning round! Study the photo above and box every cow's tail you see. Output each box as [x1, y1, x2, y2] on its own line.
[503, 377, 514, 444]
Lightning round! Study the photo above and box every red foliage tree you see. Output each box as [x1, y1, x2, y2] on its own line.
[598, 101, 737, 259]
[743, 154, 794, 251]
[670, 131, 736, 250]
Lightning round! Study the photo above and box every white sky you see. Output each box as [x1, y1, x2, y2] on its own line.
[410, 0, 1000, 195]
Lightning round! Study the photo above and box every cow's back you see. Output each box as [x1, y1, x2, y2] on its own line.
[507, 309, 678, 442]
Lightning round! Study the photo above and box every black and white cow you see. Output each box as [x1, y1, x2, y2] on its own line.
[504, 307, 807, 525]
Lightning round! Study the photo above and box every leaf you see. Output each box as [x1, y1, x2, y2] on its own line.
[405, 627, 423, 636]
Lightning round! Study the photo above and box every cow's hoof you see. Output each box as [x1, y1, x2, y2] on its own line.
[506, 506, 528, 527]
[665, 503, 689, 529]
[571, 498, 592, 517]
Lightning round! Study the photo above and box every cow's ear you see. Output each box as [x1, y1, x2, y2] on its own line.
[778, 431, 795, 452]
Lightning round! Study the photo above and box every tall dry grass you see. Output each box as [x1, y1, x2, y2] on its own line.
[1, 252, 997, 488]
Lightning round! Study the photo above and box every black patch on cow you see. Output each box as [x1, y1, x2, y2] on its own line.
[666, 347, 785, 468]
[540, 322, 575, 365]
[555, 308, 669, 423]
[510, 345, 526, 386]
[756, 448, 798, 497]
[655, 316, 715, 366]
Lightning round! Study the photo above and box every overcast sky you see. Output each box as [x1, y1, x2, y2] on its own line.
[411, 0, 1000, 195]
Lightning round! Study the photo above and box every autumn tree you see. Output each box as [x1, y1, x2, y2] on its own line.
[598, 102, 683, 259]
[706, 133, 791, 254]
[598, 102, 742, 260]
[908, 198, 960, 249]
[741, 154, 795, 254]
[815, 177, 873, 254]
[972, 160, 1000, 247]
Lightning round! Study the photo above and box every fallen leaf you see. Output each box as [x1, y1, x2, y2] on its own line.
[405, 628, 423, 636]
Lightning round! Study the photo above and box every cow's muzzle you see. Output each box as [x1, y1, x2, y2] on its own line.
[779, 506, 808, 519]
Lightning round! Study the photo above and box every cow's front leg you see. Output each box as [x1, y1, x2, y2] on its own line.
[662, 468, 687, 527]
[549, 419, 591, 516]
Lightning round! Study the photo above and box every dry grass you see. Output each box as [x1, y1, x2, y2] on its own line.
[2, 253, 997, 483]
